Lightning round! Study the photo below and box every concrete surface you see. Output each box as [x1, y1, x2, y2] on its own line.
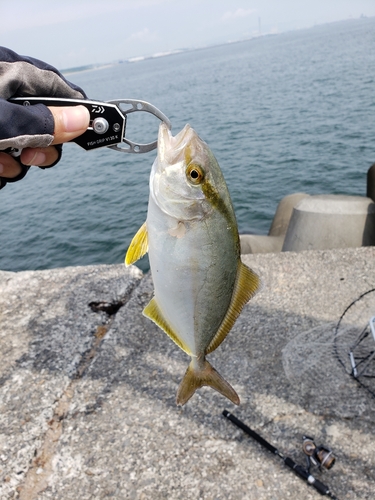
[1, 248, 375, 500]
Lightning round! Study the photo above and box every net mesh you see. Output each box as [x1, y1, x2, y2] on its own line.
[282, 289, 375, 417]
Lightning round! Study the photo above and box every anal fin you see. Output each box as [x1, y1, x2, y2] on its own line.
[143, 298, 191, 355]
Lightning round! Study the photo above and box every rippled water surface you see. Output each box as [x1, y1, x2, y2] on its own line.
[1, 18, 374, 271]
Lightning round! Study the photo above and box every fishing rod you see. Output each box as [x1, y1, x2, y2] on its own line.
[223, 410, 338, 499]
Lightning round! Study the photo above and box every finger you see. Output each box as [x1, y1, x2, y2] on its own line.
[49, 105, 90, 145]
[21, 146, 59, 167]
[0, 152, 22, 178]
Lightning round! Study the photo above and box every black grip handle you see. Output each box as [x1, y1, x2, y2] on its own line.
[311, 477, 332, 496]
[284, 457, 332, 497]
[9, 97, 125, 151]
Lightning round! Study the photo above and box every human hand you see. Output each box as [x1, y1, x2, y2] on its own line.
[0, 105, 90, 179]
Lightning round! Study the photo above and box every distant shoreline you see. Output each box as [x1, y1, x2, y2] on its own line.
[61, 32, 286, 76]
[62, 63, 116, 76]
[61, 16, 372, 76]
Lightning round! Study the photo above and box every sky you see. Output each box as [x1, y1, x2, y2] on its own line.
[1, 0, 374, 69]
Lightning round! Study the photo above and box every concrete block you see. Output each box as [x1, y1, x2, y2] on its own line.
[240, 193, 310, 254]
[282, 194, 375, 251]
[240, 234, 284, 254]
[268, 193, 310, 237]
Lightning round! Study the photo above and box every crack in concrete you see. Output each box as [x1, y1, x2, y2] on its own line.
[16, 286, 136, 499]
[18, 382, 76, 500]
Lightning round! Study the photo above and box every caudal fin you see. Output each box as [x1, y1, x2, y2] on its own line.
[176, 359, 240, 406]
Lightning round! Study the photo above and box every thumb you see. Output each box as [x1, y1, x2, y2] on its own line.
[49, 105, 90, 145]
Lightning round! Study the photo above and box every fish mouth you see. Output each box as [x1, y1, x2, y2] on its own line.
[157, 123, 203, 165]
[154, 123, 206, 204]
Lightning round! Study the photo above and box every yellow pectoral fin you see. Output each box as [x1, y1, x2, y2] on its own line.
[206, 261, 261, 355]
[125, 222, 148, 267]
[143, 298, 191, 355]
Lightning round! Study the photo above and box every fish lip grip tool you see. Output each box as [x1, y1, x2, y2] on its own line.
[9, 97, 171, 153]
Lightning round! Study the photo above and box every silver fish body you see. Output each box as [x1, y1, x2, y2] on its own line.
[126, 123, 260, 405]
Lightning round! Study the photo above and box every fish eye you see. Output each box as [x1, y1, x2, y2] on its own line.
[186, 164, 205, 185]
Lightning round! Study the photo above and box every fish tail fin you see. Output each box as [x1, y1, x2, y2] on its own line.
[176, 358, 240, 406]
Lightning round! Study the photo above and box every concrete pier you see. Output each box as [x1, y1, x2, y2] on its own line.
[1, 248, 375, 499]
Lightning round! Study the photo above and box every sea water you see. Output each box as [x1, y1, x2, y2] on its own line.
[1, 18, 374, 272]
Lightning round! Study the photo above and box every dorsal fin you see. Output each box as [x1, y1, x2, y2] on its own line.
[206, 261, 260, 355]
[143, 297, 192, 355]
[125, 222, 148, 267]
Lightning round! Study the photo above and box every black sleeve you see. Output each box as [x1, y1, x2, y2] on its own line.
[0, 46, 87, 189]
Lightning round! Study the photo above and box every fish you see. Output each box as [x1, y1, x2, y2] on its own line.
[125, 123, 260, 406]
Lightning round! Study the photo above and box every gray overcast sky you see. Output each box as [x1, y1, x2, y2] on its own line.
[1, 0, 374, 69]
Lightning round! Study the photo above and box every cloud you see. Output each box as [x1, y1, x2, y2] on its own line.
[221, 8, 257, 21]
